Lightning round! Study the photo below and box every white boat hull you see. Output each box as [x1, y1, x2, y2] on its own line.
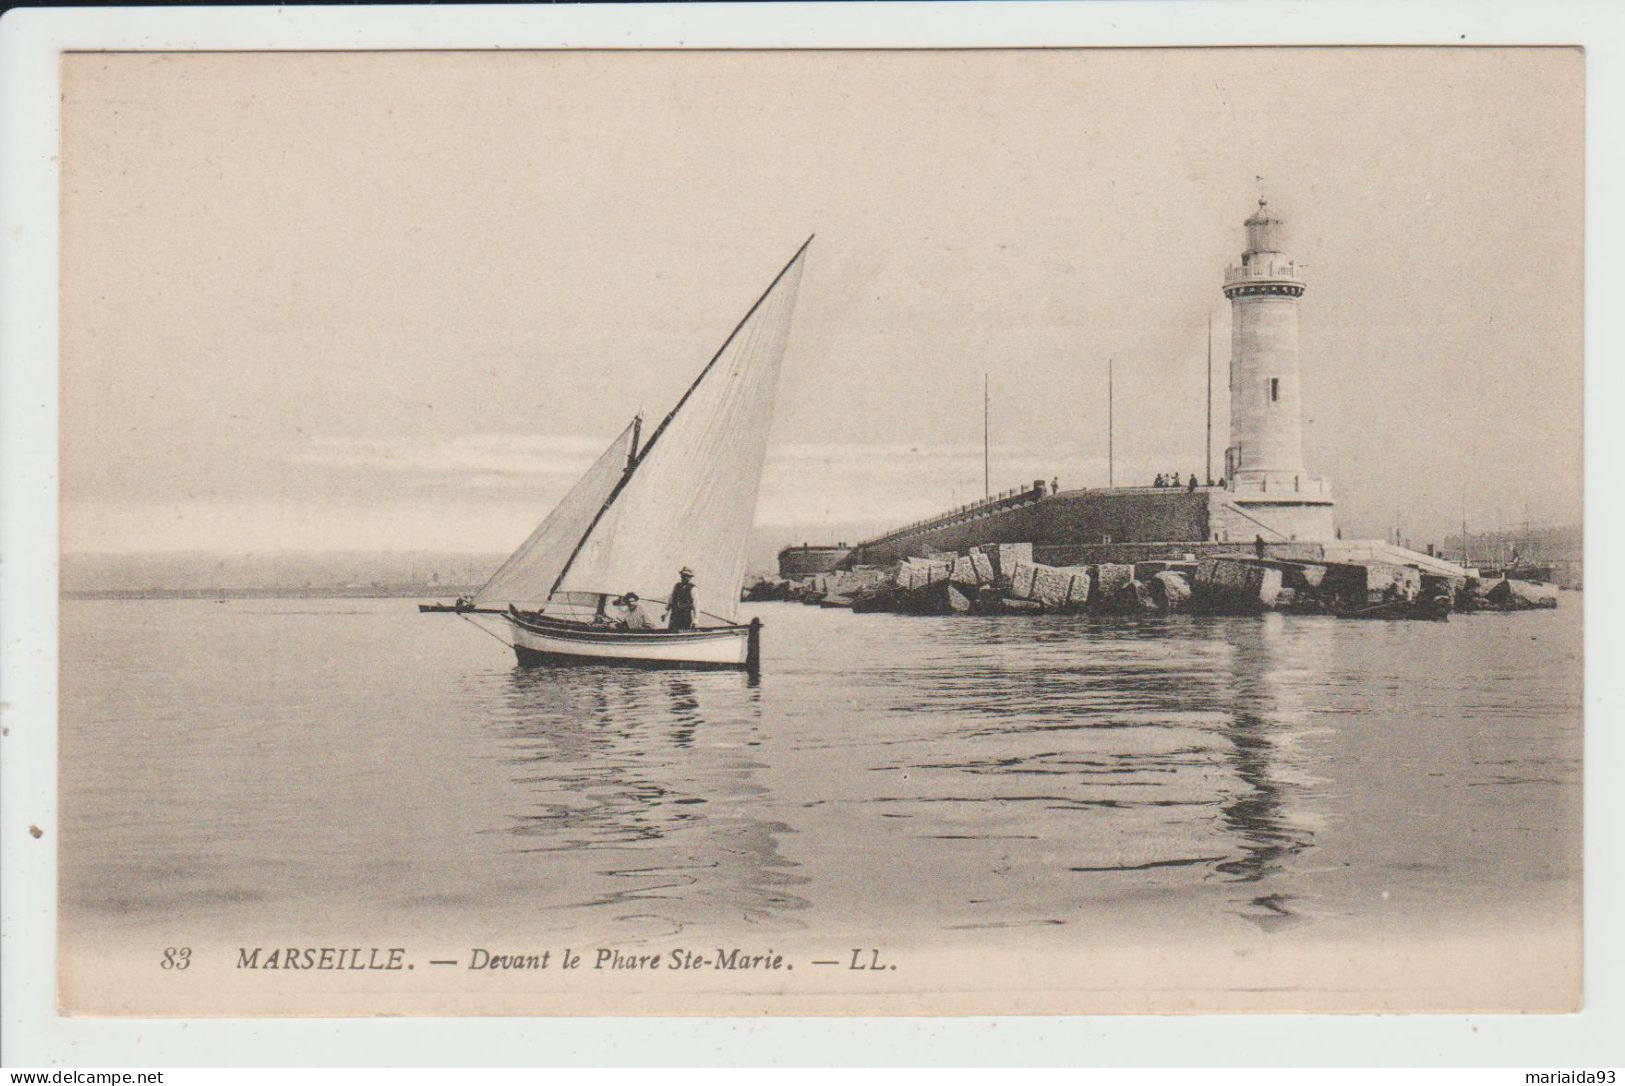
[506, 614, 758, 670]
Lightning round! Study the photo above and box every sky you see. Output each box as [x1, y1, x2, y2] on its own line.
[60, 47, 1583, 556]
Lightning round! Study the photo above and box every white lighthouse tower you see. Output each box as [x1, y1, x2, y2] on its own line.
[1218, 199, 1337, 542]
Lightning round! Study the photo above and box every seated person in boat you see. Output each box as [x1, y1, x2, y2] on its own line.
[610, 592, 654, 629]
[664, 568, 697, 631]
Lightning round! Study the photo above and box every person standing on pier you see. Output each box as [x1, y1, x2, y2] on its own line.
[665, 567, 698, 631]
[1255, 534, 1267, 558]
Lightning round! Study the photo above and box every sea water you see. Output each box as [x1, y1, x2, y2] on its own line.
[57, 597, 1582, 1001]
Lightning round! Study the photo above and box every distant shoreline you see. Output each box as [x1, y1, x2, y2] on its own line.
[63, 585, 483, 602]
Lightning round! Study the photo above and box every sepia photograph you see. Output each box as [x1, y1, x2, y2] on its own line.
[40, 40, 1586, 1022]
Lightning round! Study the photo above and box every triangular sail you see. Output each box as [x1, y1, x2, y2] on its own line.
[472, 420, 639, 607]
[557, 246, 807, 623]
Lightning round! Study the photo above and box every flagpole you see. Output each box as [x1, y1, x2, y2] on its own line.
[1107, 358, 1114, 489]
[983, 372, 990, 498]
[1205, 310, 1213, 485]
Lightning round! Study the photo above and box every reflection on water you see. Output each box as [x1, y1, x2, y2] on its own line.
[58, 598, 1582, 949]
[490, 666, 808, 938]
[1215, 615, 1328, 930]
[853, 614, 1333, 931]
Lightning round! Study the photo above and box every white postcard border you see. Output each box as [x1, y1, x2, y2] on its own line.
[3, 0, 1622, 1067]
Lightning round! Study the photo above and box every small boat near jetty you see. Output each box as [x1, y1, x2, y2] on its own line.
[422, 238, 811, 670]
[1335, 593, 1452, 622]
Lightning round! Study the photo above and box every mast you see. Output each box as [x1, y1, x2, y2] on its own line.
[546, 236, 813, 599]
[1461, 492, 1470, 567]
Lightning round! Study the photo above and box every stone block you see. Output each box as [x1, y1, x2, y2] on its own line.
[1031, 564, 1074, 609]
[996, 543, 1034, 579]
[1486, 578, 1558, 609]
[1065, 569, 1092, 609]
[1092, 563, 1135, 598]
[1193, 558, 1283, 611]
[1133, 560, 1172, 582]
[1011, 560, 1038, 599]
[1152, 570, 1192, 610]
[1027, 569, 1092, 611]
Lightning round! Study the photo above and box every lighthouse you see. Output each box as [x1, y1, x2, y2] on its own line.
[838, 196, 1342, 566]
[1218, 200, 1337, 542]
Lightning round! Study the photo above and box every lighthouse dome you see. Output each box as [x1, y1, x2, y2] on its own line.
[1245, 198, 1286, 254]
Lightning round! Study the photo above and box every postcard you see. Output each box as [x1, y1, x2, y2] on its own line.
[46, 43, 1582, 1019]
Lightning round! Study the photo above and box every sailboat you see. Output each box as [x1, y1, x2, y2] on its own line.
[421, 237, 811, 671]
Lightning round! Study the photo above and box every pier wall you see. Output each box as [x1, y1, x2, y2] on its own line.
[849, 489, 1215, 565]
[778, 545, 854, 578]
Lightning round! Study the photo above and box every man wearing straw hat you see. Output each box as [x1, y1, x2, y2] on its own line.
[664, 567, 697, 631]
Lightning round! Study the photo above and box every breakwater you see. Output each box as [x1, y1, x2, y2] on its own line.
[747, 539, 1559, 620]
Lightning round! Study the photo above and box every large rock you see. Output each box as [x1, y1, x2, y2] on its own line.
[1133, 560, 1173, 582]
[950, 555, 979, 586]
[1091, 563, 1135, 600]
[900, 557, 949, 588]
[836, 567, 887, 595]
[1030, 564, 1071, 609]
[1010, 560, 1039, 600]
[1193, 558, 1283, 612]
[895, 581, 954, 615]
[1485, 578, 1559, 609]
[1065, 569, 1091, 610]
[1030, 564, 1090, 611]
[996, 543, 1034, 580]
[969, 544, 998, 578]
[850, 584, 901, 613]
[1096, 577, 1155, 614]
[1151, 570, 1192, 611]
[970, 550, 996, 584]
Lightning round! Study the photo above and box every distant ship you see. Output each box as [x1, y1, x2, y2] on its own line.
[422, 238, 811, 670]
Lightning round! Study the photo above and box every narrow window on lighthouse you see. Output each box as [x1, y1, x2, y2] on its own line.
[1269, 378, 1280, 403]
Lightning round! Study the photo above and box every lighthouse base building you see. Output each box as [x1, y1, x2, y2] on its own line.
[1215, 479, 1337, 547]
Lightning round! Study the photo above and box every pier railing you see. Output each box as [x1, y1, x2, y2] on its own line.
[855, 485, 1049, 550]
